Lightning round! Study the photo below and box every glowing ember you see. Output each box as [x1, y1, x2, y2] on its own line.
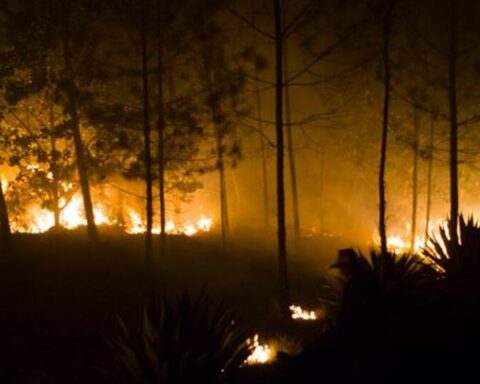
[165, 220, 176, 233]
[244, 334, 273, 365]
[289, 305, 318, 320]
[197, 215, 213, 231]
[183, 224, 197, 236]
[373, 233, 426, 254]
[387, 235, 410, 253]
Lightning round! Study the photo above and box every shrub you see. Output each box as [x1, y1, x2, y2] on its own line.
[109, 293, 251, 384]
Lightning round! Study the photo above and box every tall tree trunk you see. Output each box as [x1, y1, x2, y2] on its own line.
[274, 0, 290, 317]
[425, 116, 435, 240]
[141, 1, 153, 263]
[61, 0, 98, 243]
[319, 148, 325, 234]
[251, 2, 270, 231]
[203, 59, 230, 248]
[217, 132, 229, 248]
[49, 102, 60, 228]
[284, 41, 301, 241]
[410, 106, 419, 253]
[260, 133, 270, 230]
[0, 174, 12, 256]
[254, 61, 269, 231]
[448, 0, 459, 244]
[167, 56, 179, 229]
[378, 0, 393, 255]
[156, 13, 166, 256]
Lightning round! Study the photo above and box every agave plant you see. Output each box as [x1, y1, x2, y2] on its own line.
[332, 248, 436, 299]
[331, 248, 438, 340]
[321, 249, 440, 379]
[110, 293, 252, 384]
[422, 215, 480, 284]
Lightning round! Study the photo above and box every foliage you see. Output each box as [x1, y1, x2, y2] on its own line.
[286, 249, 444, 382]
[110, 293, 252, 384]
[331, 249, 438, 335]
[422, 215, 480, 320]
[422, 215, 480, 279]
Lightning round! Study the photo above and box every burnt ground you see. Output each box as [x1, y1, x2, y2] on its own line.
[0, 229, 340, 383]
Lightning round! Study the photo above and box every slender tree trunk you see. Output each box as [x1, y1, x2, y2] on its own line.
[251, 3, 270, 231]
[284, 41, 301, 241]
[410, 106, 419, 253]
[250, 6, 270, 233]
[167, 57, 179, 230]
[203, 58, 230, 248]
[319, 148, 325, 234]
[254, 62, 270, 231]
[156, 13, 166, 256]
[0, 174, 12, 256]
[61, 0, 98, 243]
[217, 132, 229, 248]
[448, 0, 459, 244]
[378, 0, 393, 255]
[274, 0, 290, 317]
[141, 1, 153, 263]
[260, 134, 270, 230]
[49, 102, 60, 228]
[425, 116, 435, 240]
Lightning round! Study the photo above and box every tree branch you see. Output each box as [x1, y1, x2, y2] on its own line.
[225, 5, 275, 40]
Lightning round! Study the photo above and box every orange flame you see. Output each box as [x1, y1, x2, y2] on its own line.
[12, 193, 213, 236]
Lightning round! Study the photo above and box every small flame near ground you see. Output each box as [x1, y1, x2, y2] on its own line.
[289, 305, 318, 320]
[244, 334, 274, 365]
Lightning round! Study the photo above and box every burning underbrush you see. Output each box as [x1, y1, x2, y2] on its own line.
[8, 191, 213, 237]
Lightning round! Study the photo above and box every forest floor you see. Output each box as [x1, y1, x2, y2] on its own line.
[0, 229, 342, 383]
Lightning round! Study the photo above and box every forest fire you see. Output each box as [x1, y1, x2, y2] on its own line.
[289, 305, 318, 320]
[11, 193, 213, 236]
[244, 334, 274, 365]
[386, 235, 424, 254]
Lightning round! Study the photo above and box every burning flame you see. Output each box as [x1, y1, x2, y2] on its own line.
[244, 334, 273, 365]
[11, 193, 213, 236]
[374, 219, 450, 255]
[289, 305, 318, 320]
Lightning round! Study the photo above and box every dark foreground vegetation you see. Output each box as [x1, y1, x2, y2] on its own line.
[1, 216, 480, 383]
[0, 229, 329, 383]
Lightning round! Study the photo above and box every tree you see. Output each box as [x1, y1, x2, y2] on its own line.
[156, 0, 167, 255]
[410, 105, 419, 252]
[447, 0, 459, 245]
[191, 4, 246, 249]
[283, 40, 300, 240]
[1, 94, 77, 230]
[378, 0, 394, 255]
[0, 0, 108, 242]
[0, 174, 11, 256]
[59, 0, 98, 242]
[141, 0, 153, 262]
[273, 0, 290, 315]
[424, 115, 435, 239]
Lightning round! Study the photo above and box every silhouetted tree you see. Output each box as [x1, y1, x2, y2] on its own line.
[447, 0, 459, 246]
[425, 115, 435, 239]
[0, 174, 12, 256]
[59, 0, 98, 242]
[273, 0, 290, 316]
[141, 0, 153, 263]
[378, 0, 394, 255]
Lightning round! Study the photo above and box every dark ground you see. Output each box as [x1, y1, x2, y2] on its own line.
[0, 229, 340, 383]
